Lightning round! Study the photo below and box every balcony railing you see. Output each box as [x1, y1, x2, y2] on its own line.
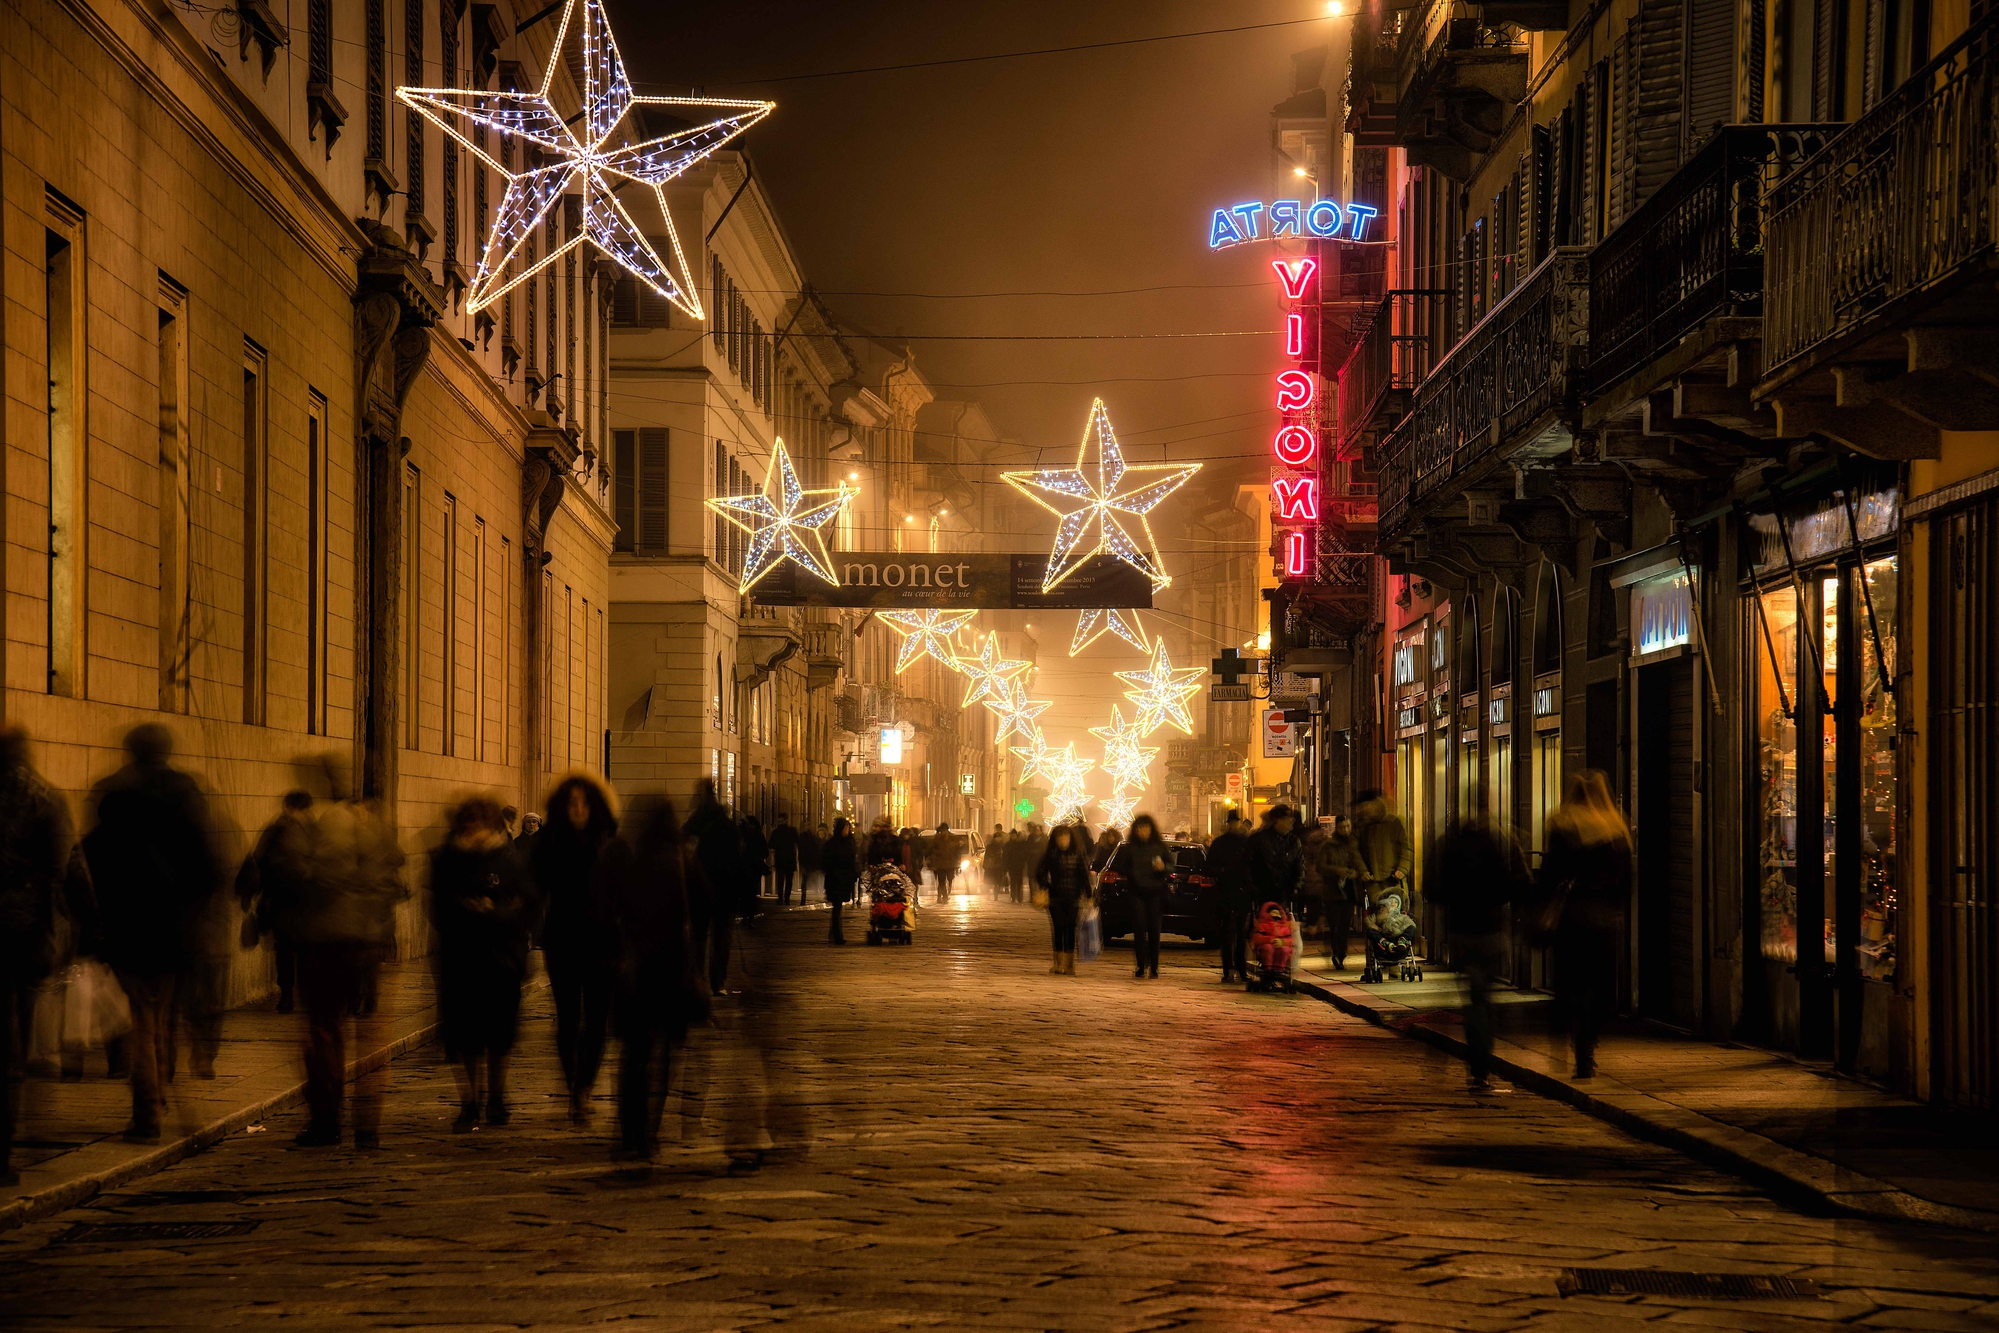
[1763, 12, 1999, 376]
[1588, 124, 1837, 395]
[1378, 248, 1589, 539]
[1336, 288, 1450, 457]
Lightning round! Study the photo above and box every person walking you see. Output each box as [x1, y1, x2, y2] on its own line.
[236, 791, 316, 1015]
[684, 780, 743, 995]
[1434, 810, 1529, 1091]
[1352, 789, 1413, 931]
[927, 822, 961, 901]
[0, 726, 82, 1183]
[1249, 805, 1305, 912]
[820, 818, 858, 943]
[82, 725, 222, 1142]
[1206, 811, 1253, 983]
[1034, 823, 1093, 974]
[1541, 770, 1631, 1080]
[768, 814, 797, 906]
[740, 815, 770, 916]
[532, 773, 622, 1123]
[610, 798, 706, 1166]
[1091, 825, 1122, 873]
[1316, 814, 1365, 969]
[1110, 816, 1174, 980]
[1023, 824, 1048, 903]
[1002, 828, 1028, 902]
[980, 824, 1005, 894]
[430, 796, 535, 1132]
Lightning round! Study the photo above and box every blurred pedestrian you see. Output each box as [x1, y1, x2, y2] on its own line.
[83, 724, 221, 1142]
[501, 806, 519, 841]
[821, 817, 858, 944]
[798, 822, 825, 905]
[1109, 816, 1174, 980]
[1206, 811, 1253, 983]
[1034, 823, 1092, 975]
[740, 814, 770, 913]
[981, 824, 1005, 893]
[532, 773, 621, 1123]
[928, 822, 961, 900]
[1352, 789, 1412, 927]
[1091, 825, 1122, 872]
[1316, 814, 1365, 969]
[1002, 828, 1029, 902]
[0, 725, 81, 1182]
[236, 791, 314, 1014]
[292, 770, 405, 1148]
[1023, 824, 1048, 903]
[1542, 771, 1630, 1080]
[769, 814, 798, 906]
[610, 798, 706, 1166]
[1434, 810, 1529, 1090]
[684, 780, 743, 995]
[430, 795, 535, 1131]
[1249, 805, 1305, 912]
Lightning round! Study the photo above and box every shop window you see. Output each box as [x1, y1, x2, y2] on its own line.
[1855, 557, 1898, 982]
[1755, 586, 1801, 963]
[1534, 561, 1563, 673]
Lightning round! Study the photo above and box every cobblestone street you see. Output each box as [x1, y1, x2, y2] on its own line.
[5, 892, 1998, 1331]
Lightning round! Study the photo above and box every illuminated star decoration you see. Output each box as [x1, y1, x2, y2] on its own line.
[1091, 707, 1158, 790]
[1004, 398, 1202, 593]
[953, 632, 1031, 709]
[1098, 789, 1138, 831]
[1011, 731, 1058, 785]
[704, 440, 855, 591]
[983, 678, 1052, 746]
[1070, 607, 1151, 656]
[1117, 640, 1207, 737]
[1045, 746, 1095, 824]
[877, 609, 978, 673]
[397, 0, 773, 314]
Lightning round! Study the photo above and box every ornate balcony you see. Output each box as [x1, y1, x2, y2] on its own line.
[1395, 10, 1529, 179]
[1336, 288, 1449, 460]
[1759, 12, 1999, 456]
[1378, 248, 1589, 546]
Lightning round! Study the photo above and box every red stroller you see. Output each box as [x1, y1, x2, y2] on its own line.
[1245, 901, 1298, 993]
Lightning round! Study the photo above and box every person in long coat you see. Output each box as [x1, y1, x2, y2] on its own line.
[531, 773, 623, 1122]
[609, 798, 707, 1164]
[820, 818, 858, 944]
[1109, 815, 1175, 980]
[0, 725, 80, 1181]
[1205, 812, 1254, 983]
[1542, 770, 1632, 1080]
[768, 814, 799, 906]
[683, 780, 743, 994]
[430, 796, 535, 1131]
[1034, 823, 1093, 974]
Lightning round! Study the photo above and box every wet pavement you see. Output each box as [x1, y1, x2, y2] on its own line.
[5, 885, 1998, 1330]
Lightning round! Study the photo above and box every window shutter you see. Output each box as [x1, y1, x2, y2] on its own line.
[1580, 61, 1605, 243]
[1686, 0, 1735, 149]
[614, 429, 636, 552]
[1812, 0, 1839, 119]
[612, 276, 639, 326]
[713, 439, 727, 563]
[1530, 124, 1554, 264]
[1634, 0, 1688, 209]
[1454, 228, 1474, 339]
[728, 455, 743, 574]
[710, 258, 724, 350]
[637, 427, 668, 551]
[1608, 28, 1635, 230]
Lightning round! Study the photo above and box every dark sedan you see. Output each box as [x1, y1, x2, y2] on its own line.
[1097, 842, 1220, 945]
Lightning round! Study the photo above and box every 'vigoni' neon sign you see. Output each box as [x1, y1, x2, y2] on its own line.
[1208, 198, 1378, 249]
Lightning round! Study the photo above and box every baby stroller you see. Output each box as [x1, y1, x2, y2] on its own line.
[1245, 901, 1299, 993]
[1361, 890, 1422, 983]
[864, 864, 917, 946]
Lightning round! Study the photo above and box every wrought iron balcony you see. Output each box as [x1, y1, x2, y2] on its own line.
[1335, 288, 1449, 459]
[1588, 125, 1837, 397]
[1377, 249, 1590, 542]
[1762, 13, 1999, 381]
[1395, 8, 1529, 178]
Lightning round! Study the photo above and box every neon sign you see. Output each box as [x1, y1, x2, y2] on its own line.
[1283, 531, 1310, 577]
[1273, 426, 1317, 467]
[1208, 199, 1379, 249]
[1272, 476, 1320, 521]
[1275, 370, 1315, 412]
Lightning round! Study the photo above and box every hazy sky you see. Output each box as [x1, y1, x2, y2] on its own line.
[606, 1, 1335, 742]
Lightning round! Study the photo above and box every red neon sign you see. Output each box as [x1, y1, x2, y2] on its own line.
[1272, 475, 1319, 521]
[1275, 370, 1314, 412]
[1285, 311, 1304, 357]
[1283, 530, 1310, 577]
[1273, 426, 1317, 467]
[1270, 257, 1318, 301]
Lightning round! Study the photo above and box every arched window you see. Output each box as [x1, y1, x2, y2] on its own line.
[1534, 560, 1564, 675]
[1491, 587, 1516, 684]
[1459, 592, 1482, 689]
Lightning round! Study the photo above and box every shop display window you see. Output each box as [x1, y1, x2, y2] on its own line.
[1756, 587, 1800, 963]
[1857, 556, 1898, 982]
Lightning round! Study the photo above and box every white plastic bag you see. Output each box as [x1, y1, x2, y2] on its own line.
[63, 961, 132, 1050]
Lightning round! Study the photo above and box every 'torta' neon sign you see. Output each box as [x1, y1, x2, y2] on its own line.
[1208, 199, 1379, 249]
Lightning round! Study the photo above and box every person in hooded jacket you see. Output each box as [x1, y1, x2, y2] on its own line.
[610, 797, 707, 1165]
[683, 780, 742, 994]
[1249, 805, 1305, 910]
[1110, 815, 1175, 979]
[820, 818, 858, 943]
[863, 816, 902, 869]
[1542, 770, 1632, 1080]
[1002, 828, 1029, 902]
[431, 795, 535, 1131]
[235, 791, 315, 1015]
[1034, 822, 1093, 974]
[768, 814, 799, 905]
[533, 773, 623, 1121]
[1205, 811, 1254, 983]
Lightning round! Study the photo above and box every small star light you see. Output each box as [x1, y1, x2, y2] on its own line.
[704, 440, 855, 592]
[1048, 786, 1092, 825]
[1004, 398, 1202, 593]
[954, 633, 1031, 709]
[877, 609, 977, 673]
[1117, 640, 1207, 737]
[1046, 745, 1096, 794]
[1089, 707, 1157, 790]
[1099, 789, 1139, 830]
[984, 678, 1052, 746]
[1069, 607, 1151, 656]
[1011, 730, 1057, 784]
[397, 0, 773, 314]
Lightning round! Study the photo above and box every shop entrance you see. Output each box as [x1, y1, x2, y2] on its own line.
[1637, 657, 1699, 1027]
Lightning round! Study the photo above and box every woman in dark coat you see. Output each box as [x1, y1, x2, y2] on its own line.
[531, 773, 622, 1122]
[1541, 769, 1632, 1080]
[1110, 815, 1176, 980]
[1034, 822, 1093, 975]
[430, 796, 535, 1130]
[610, 798, 706, 1164]
[821, 818, 858, 944]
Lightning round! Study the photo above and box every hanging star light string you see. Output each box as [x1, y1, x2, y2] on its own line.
[1010, 730, 1058, 785]
[704, 441, 856, 591]
[1097, 789, 1138, 831]
[984, 678, 1052, 746]
[876, 609, 977, 673]
[1070, 606, 1151, 656]
[1004, 398, 1202, 595]
[1117, 640, 1207, 737]
[1044, 745, 1095, 824]
[954, 632, 1031, 709]
[397, 0, 773, 315]
[1089, 706, 1157, 791]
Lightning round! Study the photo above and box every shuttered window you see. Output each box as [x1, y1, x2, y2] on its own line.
[1632, 0, 1685, 211]
[613, 428, 669, 553]
[612, 275, 671, 328]
[713, 439, 727, 563]
[1686, 0, 1735, 149]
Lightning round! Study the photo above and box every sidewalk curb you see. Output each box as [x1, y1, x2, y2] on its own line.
[1291, 974, 1999, 1235]
[0, 1019, 439, 1235]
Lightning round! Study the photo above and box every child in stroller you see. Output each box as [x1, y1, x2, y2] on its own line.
[865, 864, 916, 945]
[1361, 890, 1422, 983]
[1246, 900, 1299, 993]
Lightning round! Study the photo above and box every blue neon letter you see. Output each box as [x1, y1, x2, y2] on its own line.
[1269, 200, 1303, 237]
[1231, 202, 1265, 240]
[1209, 208, 1245, 249]
[1305, 199, 1344, 237]
[1346, 203, 1379, 240]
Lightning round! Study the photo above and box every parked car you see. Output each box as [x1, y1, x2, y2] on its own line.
[1096, 841, 1219, 944]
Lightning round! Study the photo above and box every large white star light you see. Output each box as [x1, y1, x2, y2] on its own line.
[1098, 789, 1138, 831]
[1003, 398, 1202, 593]
[983, 678, 1051, 746]
[704, 440, 855, 591]
[397, 0, 773, 314]
[954, 633, 1031, 709]
[1117, 640, 1207, 737]
[877, 609, 977, 674]
[1090, 707, 1158, 790]
[1070, 607, 1151, 656]
[1011, 731, 1057, 785]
